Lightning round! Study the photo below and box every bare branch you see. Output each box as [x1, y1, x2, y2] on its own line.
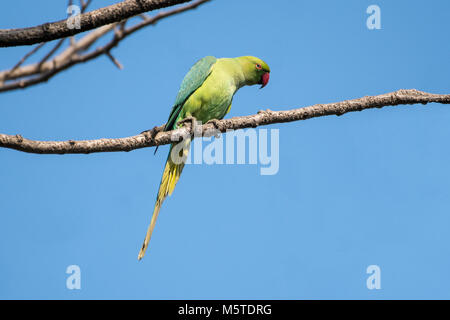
[0, 0, 211, 93]
[38, 39, 65, 68]
[106, 51, 124, 70]
[81, 0, 93, 13]
[4, 43, 45, 76]
[1, 89, 449, 155]
[0, 0, 192, 47]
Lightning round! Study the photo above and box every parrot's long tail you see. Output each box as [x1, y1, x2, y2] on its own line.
[138, 138, 191, 260]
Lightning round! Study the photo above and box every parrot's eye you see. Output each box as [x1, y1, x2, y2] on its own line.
[255, 64, 262, 70]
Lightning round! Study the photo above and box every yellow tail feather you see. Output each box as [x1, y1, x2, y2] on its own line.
[138, 138, 191, 260]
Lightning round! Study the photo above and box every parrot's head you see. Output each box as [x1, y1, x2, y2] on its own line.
[237, 56, 270, 89]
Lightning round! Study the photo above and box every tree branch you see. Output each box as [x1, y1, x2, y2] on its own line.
[1, 89, 449, 155]
[0, 0, 192, 47]
[0, 0, 211, 93]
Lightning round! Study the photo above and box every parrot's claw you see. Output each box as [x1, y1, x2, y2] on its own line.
[177, 116, 202, 137]
[140, 126, 162, 154]
[140, 126, 155, 139]
[140, 126, 161, 140]
[177, 116, 197, 130]
[206, 119, 223, 138]
[177, 116, 197, 127]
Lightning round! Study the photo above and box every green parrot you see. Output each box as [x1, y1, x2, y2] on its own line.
[138, 56, 270, 260]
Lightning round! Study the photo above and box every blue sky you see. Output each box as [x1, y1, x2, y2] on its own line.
[0, 0, 449, 299]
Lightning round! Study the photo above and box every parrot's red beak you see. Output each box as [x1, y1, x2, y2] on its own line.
[260, 72, 270, 89]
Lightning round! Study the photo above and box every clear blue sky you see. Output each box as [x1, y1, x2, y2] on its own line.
[1, 0, 449, 299]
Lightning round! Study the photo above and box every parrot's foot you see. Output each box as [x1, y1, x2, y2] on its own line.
[140, 126, 160, 139]
[205, 119, 224, 138]
[177, 116, 201, 136]
[140, 126, 162, 155]
[177, 116, 197, 127]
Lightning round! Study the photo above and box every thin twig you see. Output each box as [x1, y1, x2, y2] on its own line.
[38, 39, 65, 68]
[6, 43, 46, 76]
[106, 51, 124, 69]
[81, 0, 93, 13]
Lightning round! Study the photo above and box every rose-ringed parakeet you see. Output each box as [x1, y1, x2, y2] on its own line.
[138, 56, 270, 260]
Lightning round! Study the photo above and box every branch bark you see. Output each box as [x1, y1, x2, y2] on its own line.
[1, 89, 449, 155]
[0, 0, 192, 47]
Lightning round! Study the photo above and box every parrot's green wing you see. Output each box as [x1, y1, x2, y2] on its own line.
[164, 56, 217, 131]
